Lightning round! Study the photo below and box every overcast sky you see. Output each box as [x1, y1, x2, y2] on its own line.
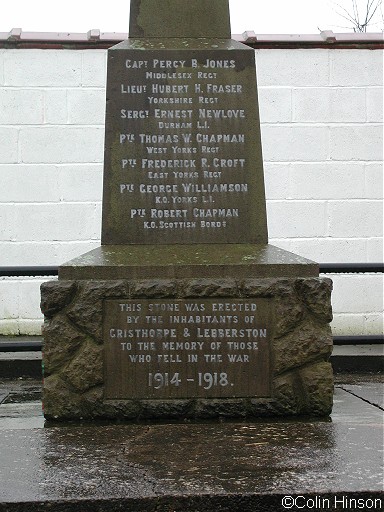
[1, 0, 383, 34]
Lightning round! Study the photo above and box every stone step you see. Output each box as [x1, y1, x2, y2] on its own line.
[0, 377, 383, 510]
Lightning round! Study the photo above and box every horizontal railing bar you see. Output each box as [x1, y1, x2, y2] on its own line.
[0, 263, 383, 277]
[320, 263, 384, 273]
[0, 336, 383, 352]
[0, 266, 59, 276]
[333, 335, 384, 346]
[0, 341, 43, 352]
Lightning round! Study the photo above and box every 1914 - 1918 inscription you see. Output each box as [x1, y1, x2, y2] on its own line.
[104, 299, 272, 399]
[101, 41, 267, 245]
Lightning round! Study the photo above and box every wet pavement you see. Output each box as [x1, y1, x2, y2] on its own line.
[0, 374, 383, 511]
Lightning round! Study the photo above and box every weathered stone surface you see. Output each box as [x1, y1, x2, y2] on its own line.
[242, 279, 306, 339]
[299, 361, 334, 415]
[104, 297, 271, 400]
[102, 41, 267, 246]
[272, 373, 306, 415]
[129, 0, 231, 38]
[130, 280, 177, 298]
[274, 289, 304, 339]
[194, 399, 247, 419]
[248, 398, 282, 417]
[273, 321, 333, 375]
[140, 400, 194, 420]
[42, 275, 333, 419]
[43, 375, 84, 420]
[40, 281, 77, 318]
[78, 387, 141, 420]
[240, 278, 279, 297]
[60, 245, 319, 280]
[43, 315, 85, 375]
[62, 339, 103, 393]
[295, 278, 333, 323]
[67, 281, 128, 341]
[100, 398, 142, 420]
[182, 279, 238, 298]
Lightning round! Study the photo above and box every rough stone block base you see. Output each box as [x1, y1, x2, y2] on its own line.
[41, 275, 333, 420]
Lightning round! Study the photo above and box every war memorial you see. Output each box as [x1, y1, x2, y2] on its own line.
[40, 0, 334, 420]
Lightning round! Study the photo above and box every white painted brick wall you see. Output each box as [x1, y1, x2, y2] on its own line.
[330, 125, 382, 161]
[3, 50, 82, 86]
[256, 49, 330, 86]
[289, 163, 366, 199]
[367, 88, 383, 122]
[268, 201, 328, 238]
[261, 125, 330, 161]
[293, 87, 366, 123]
[0, 47, 382, 336]
[330, 50, 383, 86]
[0, 89, 44, 124]
[0, 127, 18, 163]
[19, 126, 104, 163]
[327, 273, 384, 336]
[0, 276, 55, 335]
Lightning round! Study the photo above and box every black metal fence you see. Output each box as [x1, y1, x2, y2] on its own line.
[0, 263, 383, 277]
[0, 264, 382, 350]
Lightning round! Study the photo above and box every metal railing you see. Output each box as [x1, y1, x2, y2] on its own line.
[0, 263, 382, 351]
[0, 263, 383, 277]
[0, 336, 383, 352]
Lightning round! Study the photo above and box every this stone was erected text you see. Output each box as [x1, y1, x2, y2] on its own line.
[101, 45, 267, 245]
[104, 299, 272, 399]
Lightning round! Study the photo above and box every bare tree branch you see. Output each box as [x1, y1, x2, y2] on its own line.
[334, 0, 383, 32]
[351, 0, 359, 26]
[335, 2, 360, 24]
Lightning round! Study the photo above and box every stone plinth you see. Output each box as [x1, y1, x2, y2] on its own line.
[41, 0, 333, 420]
[41, 246, 333, 420]
[59, 244, 318, 280]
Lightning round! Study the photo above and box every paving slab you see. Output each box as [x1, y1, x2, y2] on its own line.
[0, 378, 382, 511]
[338, 383, 384, 409]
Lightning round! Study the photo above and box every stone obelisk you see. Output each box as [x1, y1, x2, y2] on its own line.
[41, 0, 334, 420]
[102, 0, 267, 245]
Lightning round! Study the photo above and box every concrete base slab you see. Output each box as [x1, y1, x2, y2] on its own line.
[337, 383, 384, 409]
[0, 377, 382, 510]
